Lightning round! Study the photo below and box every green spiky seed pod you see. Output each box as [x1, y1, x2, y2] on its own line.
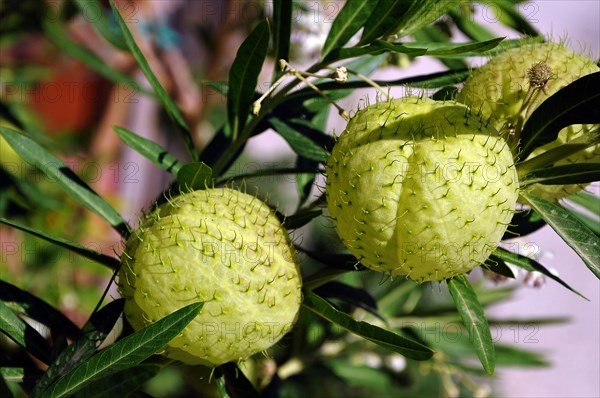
[118, 188, 302, 366]
[325, 97, 519, 282]
[457, 42, 599, 200]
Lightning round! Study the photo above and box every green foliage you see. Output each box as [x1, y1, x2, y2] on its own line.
[1, 1, 598, 397]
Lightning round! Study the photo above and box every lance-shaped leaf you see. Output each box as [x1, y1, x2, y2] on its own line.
[0, 217, 119, 270]
[0, 300, 52, 365]
[492, 247, 587, 299]
[108, 0, 198, 162]
[447, 276, 495, 375]
[228, 19, 270, 139]
[177, 162, 213, 191]
[39, 302, 203, 398]
[114, 126, 182, 175]
[322, 0, 376, 59]
[73, 0, 128, 50]
[521, 192, 600, 279]
[522, 163, 600, 186]
[269, 118, 330, 163]
[42, 21, 148, 95]
[272, 0, 292, 79]
[31, 300, 125, 397]
[0, 126, 130, 237]
[502, 209, 546, 239]
[519, 72, 600, 160]
[360, 0, 455, 44]
[302, 290, 433, 360]
[216, 363, 260, 398]
[0, 281, 80, 341]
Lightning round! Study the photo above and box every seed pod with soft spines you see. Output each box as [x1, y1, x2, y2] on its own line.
[457, 42, 599, 200]
[325, 97, 519, 282]
[118, 188, 302, 366]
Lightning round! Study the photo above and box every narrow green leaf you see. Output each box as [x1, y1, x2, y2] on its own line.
[522, 163, 600, 186]
[568, 191, 600, 212]
[177, 162, 213, 191]
[0, 300, 52, 365]
[503, 209, 546, 239]
[42, 21, 148, 95]
[448, 9, 497, 41]
[411, 26, 467, 71]
[492, 248, 587, 299]
[272, 0, 292, 78]
[323, 41, 427, 63]
[360, 0, 454, 44]
[228, 19, 270, 139]
[0, 281, 80, 341]
[31, 300, 125, 397]
[67, 364, 160, 398]
[402, 37, 505, 56]
[40, 302, 203, 398]
[302, 290, 433, 360]
[0, 373, 14, 398]
[269, 118, 330, 163]
[483, 256, 516, 279]
[447, 276, 495, 375]
[108, 0, 198, 162]
[72, 0, 128, 50]
[114, 126, 182, 175]
[484, 0, 541, 37]
[284, 209, 322, 230]
[0, 217, 120, 270]
[321, 0, 375, 59]
[521, 192, 600, 279]
[519, 72, 600, 160]
[0, 127, 130, 237]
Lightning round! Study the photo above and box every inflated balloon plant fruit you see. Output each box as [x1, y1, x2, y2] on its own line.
[457, 41, 600, 200]
[118, 188, 302, 367]
[326, 97, 519, 282]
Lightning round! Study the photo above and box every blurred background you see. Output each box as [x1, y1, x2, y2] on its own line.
[1, 1, 598, 397]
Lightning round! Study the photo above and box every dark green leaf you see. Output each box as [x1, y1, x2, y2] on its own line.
[447, 276, 495, 375]
[563, 192, 600, 236]
[519, 72, 600, 160]
[42, 21, 148, 95]
[0, 217, 120, 270]
[272, 0, 292, 78]
[503, 209, 546, 239]
[73, 0, 128, 50]
[323, 41, 427, 63]
[269, 118, 330, 163]
[40, 302, 203, 398]
[108, 0, 198, 162]
[516, 131, 599, 172]
[483, 256, 516, 279]
[484, 0, 541, 37]
[114, 126, 182, 175]
[227, 19, 270, 139]
[0, 126, 130, 237]
[284, 208, 323, 230]
[360, 0, 454, 44]
[302, 290, 433, 360]
[177, 162, 213, 191]
[321, 0, 375, 59]
[448, 9, 497, 41]
[0, 373, 14, 398]
[0, 280, 80, 341]
[402, 37, 505, 56]
[521, 192, 600, 279]
[295, 158, 318, 209]
[314, 281, 384, 322]
[64, 364, 160, 398]
[0, 300, 52, 365]
[492, 247, 588, 298]
[31, 300, 126, 397]
[522, 163, 600, 186]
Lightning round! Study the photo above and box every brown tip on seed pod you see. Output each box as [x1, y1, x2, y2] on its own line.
[527, 62, 553, 88]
